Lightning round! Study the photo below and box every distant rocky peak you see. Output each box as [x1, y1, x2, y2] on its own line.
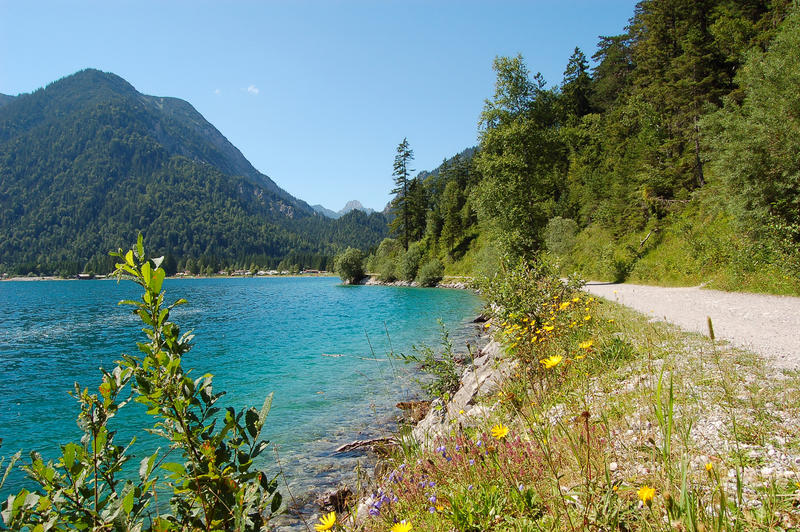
[339, 200, 374, 216]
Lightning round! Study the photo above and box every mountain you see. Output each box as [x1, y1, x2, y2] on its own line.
[312, 204, 339, 218]
[0, 94, 15, 108]
[0, 69, 387, 274]
[339, 200, 374, 217]
[313, 200, 376, 219]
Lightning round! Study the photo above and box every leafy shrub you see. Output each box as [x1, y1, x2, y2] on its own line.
[335, 247, 365, 284]
[398, 242, 423, 281]
[399, 321, 463, 400]
[543, 216, 579, 256]
[416, 258, 444, 287]
[370, 238, 403, 281]
[1, 236, 281, 531]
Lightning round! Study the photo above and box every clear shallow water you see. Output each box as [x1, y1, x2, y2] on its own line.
[0, 277, 481, 521]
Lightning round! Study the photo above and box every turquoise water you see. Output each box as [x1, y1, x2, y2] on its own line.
[0, 277, 481, 517]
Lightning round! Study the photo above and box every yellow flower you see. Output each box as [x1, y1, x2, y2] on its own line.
[540, 355, 563, 369]
[559, 301, 571, 310]
[491, 423, 509, 440]
[578, 339, 594, 350]
[638, 485, 655, 506]
[314, 511, 336, 531]
[391, 521, 413, 532]
[705, 462, 713, 472]
[575, 354, 586, 360]
[572, 297, 580, 302]
[584, 315, 592, 321]
[435, 504, 444, 512]
[484, 322, 491, 329]
[543, 325, 554, 332]
[459, 409, 465, 415]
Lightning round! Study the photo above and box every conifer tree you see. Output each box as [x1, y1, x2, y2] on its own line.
[390, 138, 415, 250]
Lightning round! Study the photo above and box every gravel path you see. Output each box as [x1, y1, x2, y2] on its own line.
[583, 282, 800, 369]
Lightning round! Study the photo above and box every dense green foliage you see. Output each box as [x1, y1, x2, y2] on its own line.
[0, 69, 388, 276]
[334, 247, 365, 284]
[1, 237, 281, 530]
[377, 1, 799, 294]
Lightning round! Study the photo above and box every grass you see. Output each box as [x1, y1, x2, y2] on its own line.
[557, 188, 800, 296]
[342, 282, 800, 531]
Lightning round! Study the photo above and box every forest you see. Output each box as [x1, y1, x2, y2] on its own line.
[374, 0, 800, 295]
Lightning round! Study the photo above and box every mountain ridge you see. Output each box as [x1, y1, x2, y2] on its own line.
[0, 69, 388, 274]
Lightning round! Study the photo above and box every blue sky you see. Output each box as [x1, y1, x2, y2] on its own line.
[0, 1, 636, 211]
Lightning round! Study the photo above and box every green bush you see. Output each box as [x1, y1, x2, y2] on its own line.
[397, 242, 423, 281]
[416, 258, 444, 287]
[1, 236, 281, 531]
[335, 247, 365, 284]
[543, 216, 579, 256]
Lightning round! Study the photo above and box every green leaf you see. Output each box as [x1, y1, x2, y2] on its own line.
[151, 267, 165, 294]
[139, 451, 158, 480]
[125, 249, 135, 267]
[141, 262, 152, 287]
[136, 234, 144, 259]
[122, 488, 135, 514]
[62, 442, 77, 469]
[271, 492, 283, 513]
[161, 462, 186, 476]
[245, 408, 260, 439]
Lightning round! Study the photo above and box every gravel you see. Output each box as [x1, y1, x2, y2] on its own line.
[583, 282, 800, 369]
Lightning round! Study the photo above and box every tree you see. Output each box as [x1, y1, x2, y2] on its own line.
[390, 138, 415, 249]
[475, 55, 567, 258]
[703, 9, 800, 241]
[561, 47, 594, 119]
[334, 247, 365, 284]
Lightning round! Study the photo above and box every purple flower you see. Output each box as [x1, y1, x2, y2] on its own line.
[468, 484, 473, 491]
[429, 506, 436, 513]
[518, 484, 525, 491]
[469, 459, 475, 466]
[428, 481, 436, 488]
[429, 495, 437, 504]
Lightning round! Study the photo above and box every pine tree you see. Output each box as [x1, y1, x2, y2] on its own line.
[389, 138, 415, 250]
[561, 47, 594, 119]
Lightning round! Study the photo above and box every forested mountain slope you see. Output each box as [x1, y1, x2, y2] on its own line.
[0, 69, 387, 275]
[376, 1, 800, 294]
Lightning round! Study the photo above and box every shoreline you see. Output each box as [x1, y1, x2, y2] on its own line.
[360, 275, 473, 291]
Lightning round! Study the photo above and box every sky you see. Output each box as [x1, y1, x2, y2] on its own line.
[0, 1, 636, 212]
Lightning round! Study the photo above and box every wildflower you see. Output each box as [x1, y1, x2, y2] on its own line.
[575, 354, 586, 360]
[459, 409, 465, 415]
[435, 504, 444, 512]
[612, 485, 618, 492]
[584, 315, 591, 321]
[391, 521, 412, 532]
[705, 462, 713, 472]
[314, 511, 336, 531]
[572, 297, 580, 302]
[484, 322, 491, 329]
[543, 325, 554, 332]
[539, 355, 563, 369]
[491, 423, 509, 440]
[638, 485, 655, 506]
[579, 339, 594, 350]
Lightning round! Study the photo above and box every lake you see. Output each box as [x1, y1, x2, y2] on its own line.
[0, 276, 481, 525]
